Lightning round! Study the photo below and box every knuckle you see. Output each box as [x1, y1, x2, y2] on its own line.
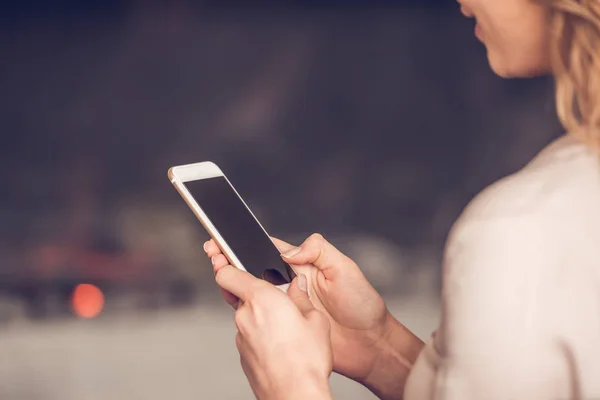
[214, 254, 225, 267]
[214, 269, 223, 284]
[214, 265, 229, 285]
[243, 292, 255, 305]
[306, 233, 328, 252]
[309, 233, 325, 243]
[250, 287, 268, 303]
[234, 309, 245, 329]
[306, 233, 328, 264]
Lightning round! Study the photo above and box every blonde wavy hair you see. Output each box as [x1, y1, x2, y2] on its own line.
[541, 0, 600, 150]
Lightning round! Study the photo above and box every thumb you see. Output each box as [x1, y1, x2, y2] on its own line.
[287, 274, 313, 315]
[280, 233, 352, 277]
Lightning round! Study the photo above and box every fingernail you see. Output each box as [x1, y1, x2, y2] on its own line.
[203, 241, 209, 252]
[211, 255, 216, 265]
[281, 247, 301, 259]
[297, 274, 307, 292]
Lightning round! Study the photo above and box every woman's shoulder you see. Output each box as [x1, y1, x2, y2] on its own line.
[437, 135, 600, 322]
[458, 134, 600, 225]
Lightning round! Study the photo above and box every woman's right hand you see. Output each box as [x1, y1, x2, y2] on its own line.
[205, 233, 423, 396]
[271, 234, 395, 383]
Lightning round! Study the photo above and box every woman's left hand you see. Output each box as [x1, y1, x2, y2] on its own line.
[215, 264, 334, 400]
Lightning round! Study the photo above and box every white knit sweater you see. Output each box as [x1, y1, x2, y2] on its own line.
[404, 134, 600, 400]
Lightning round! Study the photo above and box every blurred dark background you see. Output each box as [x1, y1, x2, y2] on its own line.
[0, 1, 560, 398]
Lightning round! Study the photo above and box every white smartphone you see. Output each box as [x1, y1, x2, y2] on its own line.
[168, 161, 296, 290]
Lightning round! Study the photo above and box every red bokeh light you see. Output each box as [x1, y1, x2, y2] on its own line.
[71, 283, 105, 318]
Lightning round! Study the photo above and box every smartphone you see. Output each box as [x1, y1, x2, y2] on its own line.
[168, 161, 296, 290]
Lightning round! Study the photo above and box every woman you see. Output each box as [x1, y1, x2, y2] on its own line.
[204, 0, 600, 398]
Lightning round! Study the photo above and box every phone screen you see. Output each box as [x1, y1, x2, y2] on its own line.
[184, 177, 295, 285]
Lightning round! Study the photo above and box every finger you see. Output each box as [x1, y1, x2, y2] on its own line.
[211, 253, 229, 275]
[234, 304, 252, 336]
[215, 264, 264, 302]
[204, 239, 222, 258]
[280, 233, 352, 276]
[220, 287, 240, 310]
[287, 274, 314, 316]
[270, 237, 296, 253]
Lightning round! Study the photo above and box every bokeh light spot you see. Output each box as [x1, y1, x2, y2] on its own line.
[71, 283, 105, 318]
